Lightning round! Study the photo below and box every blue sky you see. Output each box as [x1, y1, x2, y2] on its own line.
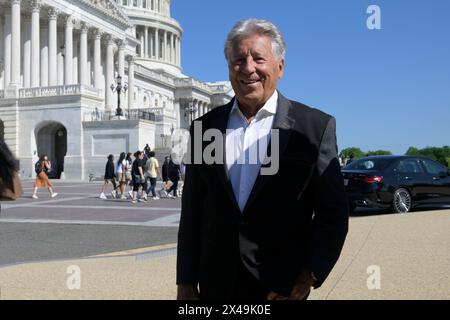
[172, 0, 450, 155]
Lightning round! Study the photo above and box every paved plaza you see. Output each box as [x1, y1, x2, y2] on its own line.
[0, 180, 449, 299]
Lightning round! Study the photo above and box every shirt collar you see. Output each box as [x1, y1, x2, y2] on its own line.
[231, 90, 278, 120]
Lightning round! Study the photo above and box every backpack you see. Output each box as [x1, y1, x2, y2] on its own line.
[35, 160, 42, 174]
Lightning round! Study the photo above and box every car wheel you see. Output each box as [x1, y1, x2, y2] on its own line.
[392, 188, 412, 213]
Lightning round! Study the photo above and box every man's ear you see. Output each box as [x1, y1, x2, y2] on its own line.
[278, 58, 285, 79]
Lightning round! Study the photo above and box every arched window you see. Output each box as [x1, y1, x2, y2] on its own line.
[133, 0, 138, 7]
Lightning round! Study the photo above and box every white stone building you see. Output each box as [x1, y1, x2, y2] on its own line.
[0, 0, 233, 180]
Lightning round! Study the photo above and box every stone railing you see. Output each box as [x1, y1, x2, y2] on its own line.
[208, 83, 233, 94]
[83, 108, 163, 122]
[18, 85, 103, 99]
[174, 78, 212, 93]
[133, 64, 176, 86]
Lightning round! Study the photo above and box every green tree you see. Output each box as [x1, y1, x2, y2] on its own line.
[405, 146, 450, 167]
[365, 150, 392, 156]
[339, 147, 364, 160]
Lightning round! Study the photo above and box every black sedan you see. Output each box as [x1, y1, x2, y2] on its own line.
[342, 155, 450, 213]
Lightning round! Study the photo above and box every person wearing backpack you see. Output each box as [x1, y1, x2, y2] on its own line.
[32, 155, 57, 199]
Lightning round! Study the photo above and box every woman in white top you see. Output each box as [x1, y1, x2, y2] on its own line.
[116, 152, 127, 199]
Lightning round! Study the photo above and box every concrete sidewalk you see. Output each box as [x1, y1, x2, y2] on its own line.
[0, 210, 449, 300]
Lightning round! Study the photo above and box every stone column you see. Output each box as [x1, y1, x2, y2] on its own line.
[64, 16, 73, 85]
[144, 26, 148, 58]
[72, 39, 78, 84]
[30, 0, 40, 87]
[163, 30, 167, 62]
[118, 40, 125, 78]
[155, 28, 159, 60]
[127, 55, 135, 111]
[0, 16, 4, 90]
[3, 11, 11, 88]
[23, 15, 31, 88]
[149, 28, 154, 58]
[139, 31, 144, 58]
[79, 23, 88, 86]
[57, 32, 64, 85]
[177, 36, 181, 66]
[93, 29, 102, 89]
[194, 100, 199, 119]
[10, 0, 21, 86]
[40, 20, 48, 86]
[172, 33, 176, 64]
[105, 34, 115, 111]
[48, 8, 58, 86]
[168, 32, 172, 63]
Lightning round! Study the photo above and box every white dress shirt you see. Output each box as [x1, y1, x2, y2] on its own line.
[226, 91, 278, 213]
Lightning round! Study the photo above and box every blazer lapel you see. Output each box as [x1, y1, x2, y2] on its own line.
[242, 92, 296, 214]
[209, 99, 241, 213]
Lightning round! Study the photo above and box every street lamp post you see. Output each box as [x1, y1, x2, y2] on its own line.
[110, 75, 128, 118]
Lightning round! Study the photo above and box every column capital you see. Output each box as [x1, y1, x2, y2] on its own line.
[64, 15, 75, 27]
[116, 39, 126, 49]
[10, 0, 21, 5]
[103, 33, 116, 46]
[48, 7, 59, 20]
[92, 28, 104, 39]
[80, 22, 90, 33]
[29, 0, 41, 12]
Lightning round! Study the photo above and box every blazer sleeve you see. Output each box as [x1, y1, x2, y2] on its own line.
[307, 117, 349, 288]
[176, 122, 206, 285]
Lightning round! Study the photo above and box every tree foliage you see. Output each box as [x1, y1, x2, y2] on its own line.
[339, 147, 364, 160]
[405, 146, 450, 167]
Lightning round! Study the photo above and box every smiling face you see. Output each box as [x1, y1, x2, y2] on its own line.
[228, 34, 285, 114]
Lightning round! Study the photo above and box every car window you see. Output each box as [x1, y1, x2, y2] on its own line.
[396, 159, 424, 173]
[344, 158, 391, 170]
[421, 159, 446, 175]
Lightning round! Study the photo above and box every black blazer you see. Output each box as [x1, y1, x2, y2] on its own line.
[177, 92, 349, 299]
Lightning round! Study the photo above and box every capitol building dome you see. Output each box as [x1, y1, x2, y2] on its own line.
[118, 0, 183, 75]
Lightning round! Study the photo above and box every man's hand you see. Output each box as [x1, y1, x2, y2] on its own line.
[288, 270, 314, 300]
[266, 270, 314, 300]
[177, 284, 200, 300]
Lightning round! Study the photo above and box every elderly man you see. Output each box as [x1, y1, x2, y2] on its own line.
[177, 19, 348, 300]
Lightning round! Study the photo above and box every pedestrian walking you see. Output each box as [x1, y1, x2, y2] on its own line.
[166, 157, 182, 198]
[159, 156, 171, 198]
[32, 155, 58, 199]
[116, 152, 128, 199]
[145, 151, 162, 200]
[125, 152, 133, 198]
[99, 154, 119, 199]
[131, 151, 147, 203]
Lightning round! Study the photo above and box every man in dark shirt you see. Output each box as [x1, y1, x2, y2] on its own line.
[131, 151, 147, 203]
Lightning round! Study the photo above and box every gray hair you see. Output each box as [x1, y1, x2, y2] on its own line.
[224, 19, 286, 63]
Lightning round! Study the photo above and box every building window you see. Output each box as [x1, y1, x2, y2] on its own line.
[143, 0, 147, 8]
[133, 0, 137, 7]
[122, 0, 128, 6]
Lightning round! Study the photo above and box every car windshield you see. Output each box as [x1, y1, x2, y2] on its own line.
[344, 158, 392, 171]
